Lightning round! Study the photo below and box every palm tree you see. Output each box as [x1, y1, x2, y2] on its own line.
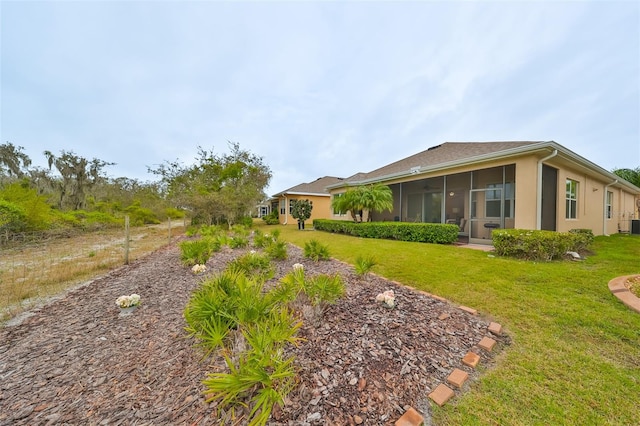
[331, 184, 393, 222]
[331, 188, 364, 222]
[360, 183, 393, 221]
[613, 167, 640, 188]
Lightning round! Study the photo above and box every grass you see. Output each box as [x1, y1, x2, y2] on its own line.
[1, 221, 185, 321]
[260, 223, 640, 425]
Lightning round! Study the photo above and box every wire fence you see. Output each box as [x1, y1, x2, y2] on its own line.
[1, 218, 186, 319]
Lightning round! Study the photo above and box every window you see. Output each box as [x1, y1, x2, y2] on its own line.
[279, 199, 286, 215]
[606, 191, 613, 219]
[566, 179, 578, 219]
[332, 193, 345, 216]
[485, 183, 514, 218]
[289, 199, 297, 215]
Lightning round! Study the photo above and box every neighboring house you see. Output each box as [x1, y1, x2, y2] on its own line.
[255, 200, 271, 218]
[270, 176, 345, 225]
[326, 141, 640, 244]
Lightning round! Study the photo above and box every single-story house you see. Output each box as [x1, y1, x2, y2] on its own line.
[326, 141, 640, 244]
[270, 176, 345, 225]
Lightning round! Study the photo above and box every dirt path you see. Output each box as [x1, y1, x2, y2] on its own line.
[0, 241, 509, 425]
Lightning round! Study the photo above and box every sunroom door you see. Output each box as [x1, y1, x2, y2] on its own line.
[469, 188, 503, 244]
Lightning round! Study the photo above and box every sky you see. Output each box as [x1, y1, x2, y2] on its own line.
[1, 0, 639, 197]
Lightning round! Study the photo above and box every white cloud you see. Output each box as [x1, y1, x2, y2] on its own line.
[1, 0, 638, 194]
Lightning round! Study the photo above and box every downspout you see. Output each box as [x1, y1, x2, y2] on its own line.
[283, 195, 288, 225]
[603, 180, 617, 236]
[399, 183, 403, 221]
[536, 149, 558, 230]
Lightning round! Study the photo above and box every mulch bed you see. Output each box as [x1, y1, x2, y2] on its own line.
[0, 239, 509, 425]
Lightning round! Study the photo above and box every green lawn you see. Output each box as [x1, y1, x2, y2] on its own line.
[260, 223, 640, 425]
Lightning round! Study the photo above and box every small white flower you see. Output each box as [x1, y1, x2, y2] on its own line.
[376, 289, 396, 308]
[293, 263, 304, 271]
[116, 294, 141, 308]
[191, 264, 207, 274]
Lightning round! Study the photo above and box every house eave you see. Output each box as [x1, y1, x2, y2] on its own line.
[326, 140, 640, 195]
[271, 191, 331, 198]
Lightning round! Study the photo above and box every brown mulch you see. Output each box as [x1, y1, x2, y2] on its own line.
[0, 239, 509, 426]
[625, 275, 640, 297]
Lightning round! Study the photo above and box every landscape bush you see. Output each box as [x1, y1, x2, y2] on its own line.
[229, 234, 249, 249]
[227, 251, 275, 282]
[124, 203, 161, 226]
[0, 200, 28, 233]
[303, 239, 331, 261]
[179, 237, 221, 266]
[569, 228, 595, 252]
[184, 248, 347, 425]
[492, 229, 594, 261]
[261, 210, 279, 225]
[252, 229, 274, 249]
[354, 254, 377, 278]
[312, 219, 459, 244]
[184, 269, 302, 425]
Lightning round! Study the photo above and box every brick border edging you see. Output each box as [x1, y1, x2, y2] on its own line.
[340, 266, 506, 425]
[608, 274, 640, 314]
[392, 289, 505, 425]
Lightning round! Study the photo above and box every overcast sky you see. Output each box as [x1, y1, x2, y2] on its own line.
[1, 1, 638, 196]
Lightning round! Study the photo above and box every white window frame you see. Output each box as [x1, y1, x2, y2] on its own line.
[566, 179, 578, 219]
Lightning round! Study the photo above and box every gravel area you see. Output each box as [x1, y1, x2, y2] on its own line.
[0, 239, 509, 425]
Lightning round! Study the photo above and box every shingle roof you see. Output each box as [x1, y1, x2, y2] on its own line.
[273, 176, 344, 197]
[344, 141, 543, 183]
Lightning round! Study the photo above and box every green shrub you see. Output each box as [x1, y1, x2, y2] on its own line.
[184, 269, 301, 426]
[179, 238, 220, 266]
[304, 273, 345, 306]
[354, 254, 377, 277]
[70, 210, 122, 230]
[493, 229, 578, 261]
[0, 200, 28, 233]
[227, 252, 274, 282]
[261, 210, 279, 225]
[265, 239, 288, 260]
[303, 239, 331, 261]
[231, 224, 250, 236]
[252, 229, 272, 248]
[229, 234, 249, 249]
[199, 225, 224, 237]
[185, 225, 200, 237]
[237, 216, 254, 228]
[202, 312, 299, 425]
[278, 265, 345, 307]
[124, 204, 161, 226]
[569, 228, 595, 252]
[312, 219, 459, 244]
[0, 182, 53, 231]
[165, 207, 185, 219]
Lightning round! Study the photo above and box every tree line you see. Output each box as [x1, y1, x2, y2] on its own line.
[0, 142, 271, 235]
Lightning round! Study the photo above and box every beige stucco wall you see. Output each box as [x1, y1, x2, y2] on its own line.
[513, 156, 538, 229]
[326, 153, 639, 235]
[277, 194, 333, 225]
[528, 157, 639, 235]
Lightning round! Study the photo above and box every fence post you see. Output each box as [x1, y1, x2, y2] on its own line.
[124, 215, 130, 265]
